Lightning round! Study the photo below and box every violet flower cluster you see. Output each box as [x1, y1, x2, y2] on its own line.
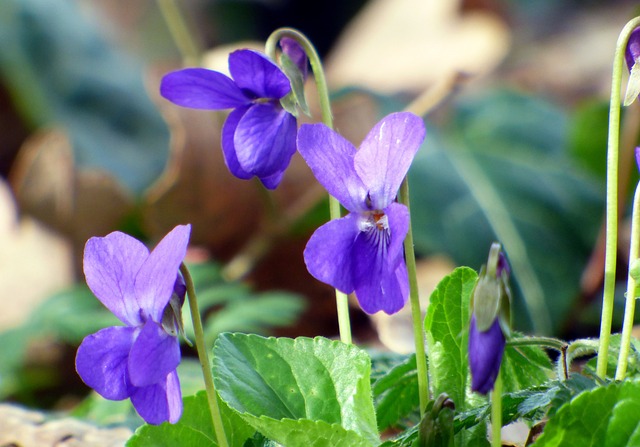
[297, 112, 426, 314]
[75, 225, 191, 425]
[468, 244, 511, 395]
[160, 43, 306, 189]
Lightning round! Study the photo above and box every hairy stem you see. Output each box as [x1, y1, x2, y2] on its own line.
[616, 181, 640, 379]
[265, 28, 352, 344]
[597, 16, 640, 379]
[180, 264, 229, 447]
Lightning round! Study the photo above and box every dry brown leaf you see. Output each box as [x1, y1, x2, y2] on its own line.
[326, 0, 510, 93]
[0, 179, 74, 330]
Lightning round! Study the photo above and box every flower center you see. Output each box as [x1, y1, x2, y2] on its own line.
[359, 210, 391, 254]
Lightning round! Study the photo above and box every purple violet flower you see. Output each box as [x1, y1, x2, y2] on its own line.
[624, 27, 640, 105]
[625, 27, 640, 72]
[469, 314, 506, 394]
[75, 224, 191, 425]
[468, 244, 511, 395]
[297, 112, 426, 314]
[160, 50, 297, 189]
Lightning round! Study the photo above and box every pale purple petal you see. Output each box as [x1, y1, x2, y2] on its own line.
[134, 225, 191, 321]
[297, 123, 367, 212]
[130, 370, 182, 425]
[469, 315, 505, 394]
[221, 106, 253, 179]
[303, 214, 361, 294]
[160, 68, 249, 109]
[260, 170, 285, 190]
[234, 104, 297, 178]
[228, 49, 290, 99]
[76, 326, 136, 400]
[83, 232, 149, 326]
[354, 112, 425, 209]
[128, 320, 180, 387]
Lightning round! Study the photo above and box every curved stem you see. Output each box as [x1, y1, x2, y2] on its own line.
[507, 336, 569, 379]
[616, 181, 640, 379]
[597, 16, 640, 379]
[180, 264, 229, 447]
[399, 181, 430, 415]
[266, 28, 352, 344]
[157, 0, 202, 66]
[491, 370, 502, 447]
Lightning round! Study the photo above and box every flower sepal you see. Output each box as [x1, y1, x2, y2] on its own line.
[277, 37, 310, 117]
[470, 243, 511, 335]
[624, 61, 640, 106]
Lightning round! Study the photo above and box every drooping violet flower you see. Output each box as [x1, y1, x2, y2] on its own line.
[160, 50, 297, 189]
[624, 27, 640, 105]
[468, 243, 511, 394]
[297, 112, 426, 314]
[280, 37, 308, 79]
[469, 315, 505, 394]
[75, 224, 191, 424]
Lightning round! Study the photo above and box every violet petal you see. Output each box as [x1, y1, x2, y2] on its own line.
[134, 224, 191, 322]
[75, 326, 136, 400]
[228, 49, 291, 99]
[469, 315, 505, 394]
[354, 112, 425, 209]
[221, 106, 253, 179]
[83, 232, 149, 326]
[160, 68, 249, 110]
[130, 370, 182, 425]
[260, 170, 285, 190]
[234, 104, 297, 178]
[297, 123, 368, 212]
[303, 214, 361, 294]
[351, 211, 409, 314]
[128, 320, 181, 387]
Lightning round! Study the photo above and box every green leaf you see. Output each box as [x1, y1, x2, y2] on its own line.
[127, 391, 254, 447]
[501, 335, 553, 393]
[410, 89, 602, 333]
[533, 381, 640, 447]
[424, 267, 478, 411]
[213, 333, 379, 446]
[372, 354, 419, 430]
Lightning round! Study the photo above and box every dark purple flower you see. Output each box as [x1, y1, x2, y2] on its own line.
[636, 147, 640, 173]
[160, 50, 296, 189]
[75, 224, 191, 425]
[280, 37, 308, 79]
[625, 27, 640, 72]
[624, 28, 640, 105]
[469, 314, 506, 394]
[297, 112, 426, 314]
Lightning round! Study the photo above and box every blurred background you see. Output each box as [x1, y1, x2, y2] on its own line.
[0, 0, 639, 438]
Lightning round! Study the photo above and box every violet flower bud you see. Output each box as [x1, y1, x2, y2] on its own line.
[469, 314, 506, 394]
[624, 27, 640, 106]
[468, 242, 511, 394]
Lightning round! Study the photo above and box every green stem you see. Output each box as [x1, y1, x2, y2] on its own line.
[399, 180, 430, 416]
[597, 16, 640, 379]
[616, 181, 640, 379]
[157, 0, 202, 66]
[491, 371, 502, 447]
[507, 336, 569, 379]
[180, 264, 229, 447]
[265, 28, 352, 344]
